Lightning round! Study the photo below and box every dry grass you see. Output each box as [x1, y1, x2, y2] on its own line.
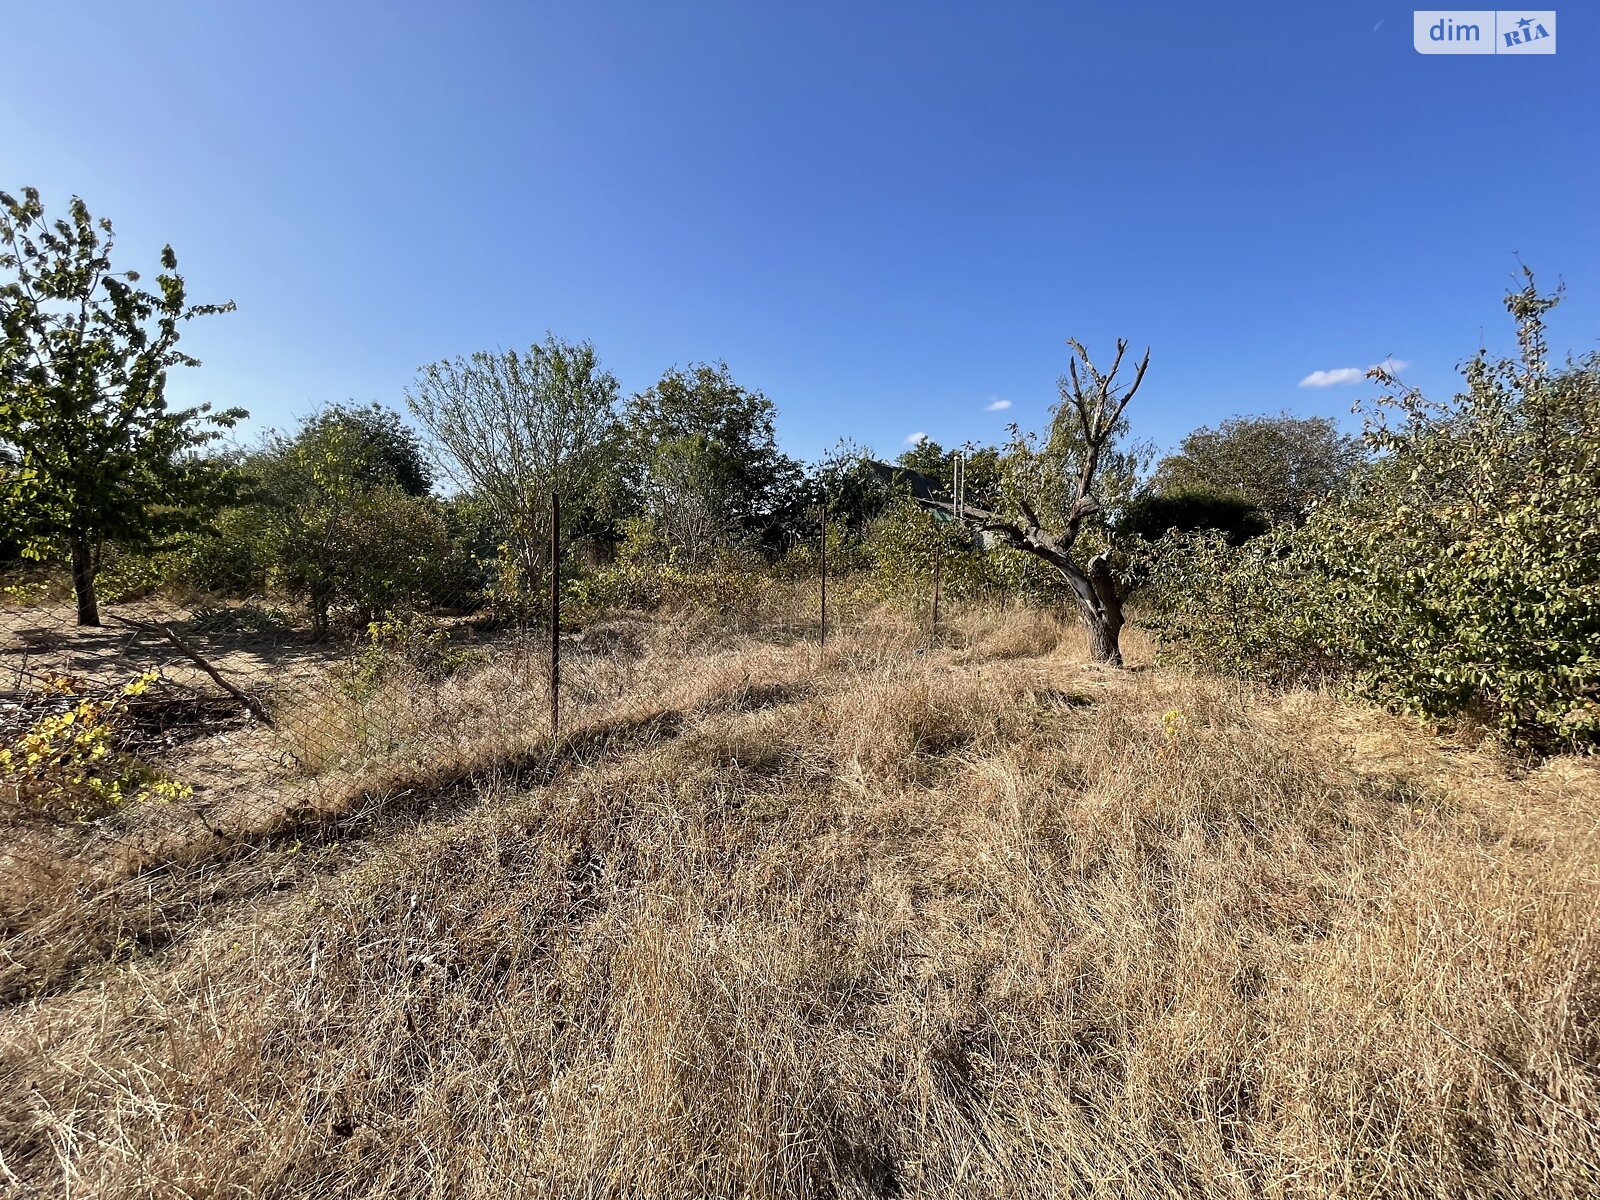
[1, 603, 1597, 1198]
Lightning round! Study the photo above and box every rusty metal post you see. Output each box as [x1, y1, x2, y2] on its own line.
[819, 505, 828, 650]
[550, 491, 560, 738]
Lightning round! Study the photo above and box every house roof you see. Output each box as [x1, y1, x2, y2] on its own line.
[863, 460, 945, 505]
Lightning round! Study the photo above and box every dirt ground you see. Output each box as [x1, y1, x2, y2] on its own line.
[1, 598, 344, 692]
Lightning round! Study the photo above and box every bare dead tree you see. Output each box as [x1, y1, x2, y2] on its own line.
[927, 337, 1150, 666]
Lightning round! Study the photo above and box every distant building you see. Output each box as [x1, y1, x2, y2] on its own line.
[863, 460, 995, 547]
[863, 460, 944, 505]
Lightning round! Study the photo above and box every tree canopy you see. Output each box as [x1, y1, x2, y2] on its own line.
[1154, 412, 1363, 526]
[622, 362, 799, 559]
[406, 336, 621, 605]
[0, 187, 241, 624]
[249, 404, 451, 632]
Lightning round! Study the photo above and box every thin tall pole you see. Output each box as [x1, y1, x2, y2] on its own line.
[819, 505, 828, 650]
[549, 491, 560, 738]
[932, 547, 942, 634]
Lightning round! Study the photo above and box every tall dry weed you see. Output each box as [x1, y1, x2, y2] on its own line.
[1, 607, 1595, 1198]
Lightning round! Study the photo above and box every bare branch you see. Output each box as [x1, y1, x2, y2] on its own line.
[108, 616, 275, 727]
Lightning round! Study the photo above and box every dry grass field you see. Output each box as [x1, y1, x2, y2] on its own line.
[1, 600, 1597, 1198]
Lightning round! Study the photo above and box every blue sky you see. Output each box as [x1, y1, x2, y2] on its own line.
[7, 2, 1597, 463]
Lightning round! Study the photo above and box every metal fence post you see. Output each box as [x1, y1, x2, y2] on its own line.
[819, 505, 828, 650]
[932, 547, 941, 635]
[550, 491, 560, 738]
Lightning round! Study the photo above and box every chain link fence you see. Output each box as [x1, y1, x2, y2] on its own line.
[0, 506, 878, 1001]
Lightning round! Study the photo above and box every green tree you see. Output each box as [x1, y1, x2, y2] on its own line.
[293, 401, 433, 498]
[893, 439, 1005, 510]
[1147, 273, 1600, 749]
[623, 362, 799, 560]
[1118, 488, 1267, 544]
[895, 436, 948, 480]
[407, 337, 621, 606]
[0, 188, 241, 625]
[1319, 274, 1600, 746]
[783, 439, 894, 547]
[253, 405, 450, 633]
[1154, 412, 1363, 526]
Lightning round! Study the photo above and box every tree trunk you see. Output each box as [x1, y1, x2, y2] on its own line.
[310, 580, 332, 638]
[70, 534, 101, 627]
[1082, 551, 1125, 667]
[1047, 554, 1124, 667]
[1080, 603, 1123, 666]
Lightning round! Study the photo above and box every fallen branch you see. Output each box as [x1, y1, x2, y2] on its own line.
[108, 615, 276, 728]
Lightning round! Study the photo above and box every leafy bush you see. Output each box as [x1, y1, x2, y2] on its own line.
[1142, 526, 1343, 685]
[0, 672, 191, 818]
[1119, 487, 1267, 544]
[1146, 274, 1600, 750]
[190, 601, 292, 635]
[1316, 280, 1600, 747]
[777, 512, 871, 579]
[173, 506, 274, 598]
[566, 554, 775, 621]
[0, 569, 64, 605]
[264, 486, 460, 632]
[94, 545, 171, 604]
[565, 517, 780, 621]
[865, 498, 1064, 609]
[247, 406, 469, 632]
[355, 613, 486, 685]
[866, 500, 990, 605]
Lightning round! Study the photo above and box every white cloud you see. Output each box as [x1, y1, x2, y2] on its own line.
[1298, 367, 1364, 388]
[985, 398, 1012, 411]
[904, 431, 928, 446]
[1298, 358, 1410, 388]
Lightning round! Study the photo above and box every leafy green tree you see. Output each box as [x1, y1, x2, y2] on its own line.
[623, 362, 799, 560]
[894, 439, 1005, 509]
[0, 188, 241, 625]
[1118, 488, 1267, 544]
[291, 402, 433, 497]
[407, 337, 621, 607]
[253, 405, 451, 633]
[895, 436, 948, 480]
[777, 439, 894, 549]
[1319, 274, 1599, 747]
[1154, 412, 1363, 526]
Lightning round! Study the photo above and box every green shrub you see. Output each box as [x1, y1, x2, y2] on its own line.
[866, 500, 988, 604]
[1141, 526, 1342, 685]
[1314, 282, 1599, 747]
[172, 507, 273, 598]
[566, 552, 774, 621]
[357, 613, 486, 684]
[1145, 274, 1600, 750]
[864, 499, 1064, 609]
[1119, 487, 1267, 544]
[94, 545, 170, 604]
[0, 672, 191, 818]
[190, 601, 292, 635]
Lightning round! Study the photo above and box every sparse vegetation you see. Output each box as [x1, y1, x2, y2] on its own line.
[1, 602, 1595, 1197]
[2, 188, 1595, 1196]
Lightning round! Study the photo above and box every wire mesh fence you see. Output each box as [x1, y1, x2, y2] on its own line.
[0, 499, 860, 994]
[2, 483, 1033, 1005]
